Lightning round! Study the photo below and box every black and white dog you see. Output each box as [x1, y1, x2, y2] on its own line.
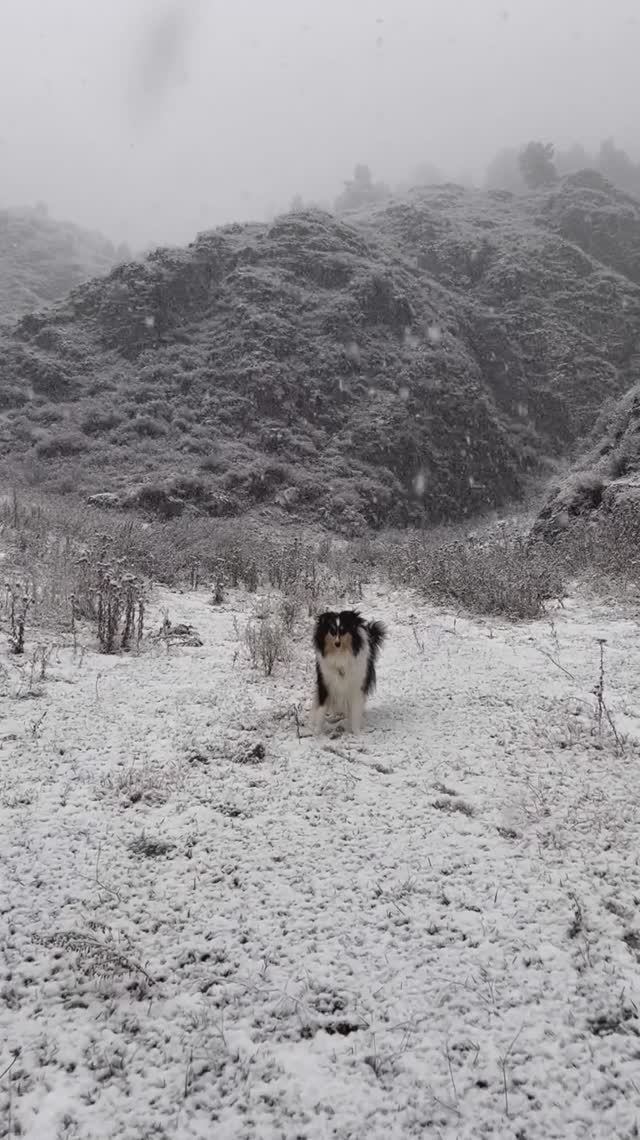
[312, 610, 386, 735]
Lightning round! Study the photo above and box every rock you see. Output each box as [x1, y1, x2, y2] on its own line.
[87, 492, 122, 509]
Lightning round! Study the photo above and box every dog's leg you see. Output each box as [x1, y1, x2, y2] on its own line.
[311, 699, 326, 735]
[312, 664, 328, 736]
[348, 692, 365, 735]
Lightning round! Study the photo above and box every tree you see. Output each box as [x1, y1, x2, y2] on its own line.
[597, 138, 640, 195]
[334, 164, 390, 213]
[518, 141, 557, 189]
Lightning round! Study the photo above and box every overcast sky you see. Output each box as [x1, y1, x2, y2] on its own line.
[1, 0, 639, 248]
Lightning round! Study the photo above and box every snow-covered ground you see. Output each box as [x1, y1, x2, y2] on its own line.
[2, 581, 640, 1139]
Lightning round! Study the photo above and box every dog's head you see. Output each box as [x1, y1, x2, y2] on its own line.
[314, 610, 365, 659]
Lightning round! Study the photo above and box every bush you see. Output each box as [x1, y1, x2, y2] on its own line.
[243, 615, 288, 675]
[0, 385, 30, 410]
[131, 416, 167, 438]
[34, 431, 88, 459]
[30, 404, 65, 425]
[81, 408, 123, 435]
[386, 531, 564, 620]
[555, 501, 640, 586]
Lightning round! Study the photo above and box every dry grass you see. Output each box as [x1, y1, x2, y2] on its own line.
[3, 487, 640, 638]
[33, 926, 154, 984]
[554, 509, 640, 593]
[378, 527, 565, 620]
[0, 496, 146, 654]
[243, 613, 288, 676]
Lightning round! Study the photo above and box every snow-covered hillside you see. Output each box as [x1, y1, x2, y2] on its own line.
[2, 583, 640, 1138]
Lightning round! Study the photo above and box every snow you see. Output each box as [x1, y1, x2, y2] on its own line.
[2, 582, 640, 1138]
[413, 472, 426, 497]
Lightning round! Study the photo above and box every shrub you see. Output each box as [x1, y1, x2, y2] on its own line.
[4, 584, 32, 654]
[94, 566, 145, 653]
[386, 531, 564, 620]
[0, 493, 147, 649]
[0, 385, 29, 410]
[34, 431, 88, 459]
[555, 504, 640, 585]
[243, 615, 288, 675]
[199, 453, 225, 473]
[31, 404, 65, 425]
[131, 415, 167, 438]
[81, 408, 123, 435]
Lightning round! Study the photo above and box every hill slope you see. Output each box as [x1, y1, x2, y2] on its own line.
[0, 205, 122, 321]
[2, 173, 640, 530]
[533, 377, 640, 540]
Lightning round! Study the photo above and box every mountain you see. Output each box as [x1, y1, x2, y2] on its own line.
[0, 204, 123, 322]
[1, 173, 640, 532]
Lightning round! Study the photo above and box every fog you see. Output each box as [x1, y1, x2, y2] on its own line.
[1, 0, 639, 248]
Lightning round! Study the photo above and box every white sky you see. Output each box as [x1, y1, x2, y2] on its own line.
[1, 0, 639, 247]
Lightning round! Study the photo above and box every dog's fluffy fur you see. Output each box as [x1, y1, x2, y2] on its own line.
[312, 610, 386, 735]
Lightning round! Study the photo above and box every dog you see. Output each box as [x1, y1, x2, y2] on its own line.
[311, 610, 386, 735]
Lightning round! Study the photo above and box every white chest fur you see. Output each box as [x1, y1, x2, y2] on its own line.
[315, 637, 369, 734]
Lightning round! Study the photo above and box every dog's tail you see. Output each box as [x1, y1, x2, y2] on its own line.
[363, 620, 386, 696]
[367, 620, 386, 653]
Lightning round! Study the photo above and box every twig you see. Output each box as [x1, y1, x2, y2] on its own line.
[567, 890, 583, 939]
[499, 1025, 524, 1118]
[410, 620, 425, 655]
[78, 842, 123, 901]
[0, 1055, 18, 1082]
[593, 639, 623, 750]
[535, 647, 575, 680]
[445, 1040, 458, 1106]
[183, 1048, 193, 1100]
[31, 710, 47, 738]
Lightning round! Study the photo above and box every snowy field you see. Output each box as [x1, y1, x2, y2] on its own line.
[2, 579, 640, 1139]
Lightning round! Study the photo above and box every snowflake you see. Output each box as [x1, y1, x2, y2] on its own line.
[413, 471, 426, 496]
